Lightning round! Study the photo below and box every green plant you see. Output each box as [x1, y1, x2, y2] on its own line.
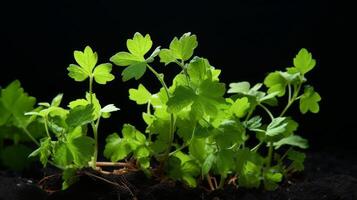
[0, 80, 45, 170]
[0, 33, 321, 191]
[24, 46, 119, 188]
[107, 33, 321, 190]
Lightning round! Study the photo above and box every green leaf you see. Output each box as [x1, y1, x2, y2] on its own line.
[216, 150, 235, 176]
[299, 86, 321, 114]
[104, 124, 146, 162]
[104, 133, 131, 161]
[273, 135, 308, 149]
[121, 62, 147, 81]
[51, 94, 64, 107]
[101, 104, 120, 113]
[67, 64, 89, 81]
[286, 149, 306, 171]
[53, 142, 73, 167]
[110, 52, 144, 66]
[266, 117, 288, 137]
[67, 135, 95, 167]
[66, 104, 94, 128]
[264, 72, 287, 97]
[170, 33, 198, 61]
[215, 120, 245, 149]
[167, 86, 196, 113]
[0, 80, 36, 128]
[263, 167, 283, 190]
[227, 82, 251, 94]
[230, 97, 250, 118]
[202, 154, 216, 176]
[73, 46, 98, 73]
[62, 168, 79, 190]
[159, 49, 177, 65]
[93, 63, 115, 84]
[129, 84, 152, 105]
[159, 33, 198, 65]
[127, 32, 153, 57]
[29, 137, 52, 166]
[0, 144, 33, 171]
[293, 48, 316, 74]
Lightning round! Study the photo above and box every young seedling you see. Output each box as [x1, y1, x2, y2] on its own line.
[25, 46, 119, 188]
[0, 33, 320, 191]
[107, 33, 321, 190]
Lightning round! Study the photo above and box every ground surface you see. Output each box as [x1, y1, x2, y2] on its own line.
[1, 149, 356, 200]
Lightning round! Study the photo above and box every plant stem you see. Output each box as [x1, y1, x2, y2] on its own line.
[206, 174, 215, 191]
[258, 104, 274, 121]
[218, 175, 226, 189]
[251, 141, 263, 152]
[22, 127, 39, 146]
[174, 60, 190, 83]
[44, 115, 51, 138]
[267, 142, 273, 168]
[88, 75, 98, 169]
[91, 117, 100, 169]
[89, 75, 94, 103]
[146, 64, 176, 162]
[279, 83, 302, 117]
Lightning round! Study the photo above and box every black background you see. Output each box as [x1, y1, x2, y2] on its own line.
[0, 0, 354, 151]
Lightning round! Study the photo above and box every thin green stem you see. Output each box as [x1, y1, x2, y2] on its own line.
[146, 64, 170, 97]
[22, 127, 39, 146]
[287, 84, 292, 102]
[89, 76, 94, 104]
[267, 142, 273, 168]
[218, 175, 226, 189]
[258, 104, 274, 121]
[279, 83, 302, 117]
[44, 115, 51, 138]
[146, 64, 176, 162]
[251, 141, 263, 152]
[91, 117, 100, 169]
[174, 60, 190, 83]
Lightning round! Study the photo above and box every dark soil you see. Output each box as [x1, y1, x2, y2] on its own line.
[1, 150, 356, 200]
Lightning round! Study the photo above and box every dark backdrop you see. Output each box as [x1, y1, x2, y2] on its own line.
[0, 0, 354, 151]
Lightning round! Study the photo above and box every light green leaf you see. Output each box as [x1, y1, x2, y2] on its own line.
[110, 52, 144, 66]
[67, 135, 95, 167]
[231, 97, 250, 118]
[266, 117, 288, 136]
[264, 72, 287, 97]
[0, 80, 36, 128]
[299, 86, 321, 114]
[29, 137, 52, 166]
[51, 94, 64, 107]
[93, 63, 115, 84]
[273, 135, 308, 149]
[228, 82, 251, 94]
[73, 46, 98, 73]
[202, 154, 216, 176]
[169, 33, 198, 61]
[53, 142, 73, 167]
[129, 84, 152, 105]
[67, 64, 89, 81]
[293, 48, 316, 74]
[100, 104, 120, 113]
[104, 133, 131, 161]
[159, 49, 177, 65]
[127, 32, 152, 57]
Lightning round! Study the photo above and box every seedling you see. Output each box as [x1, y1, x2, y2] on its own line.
[0, 33, 321, 191]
